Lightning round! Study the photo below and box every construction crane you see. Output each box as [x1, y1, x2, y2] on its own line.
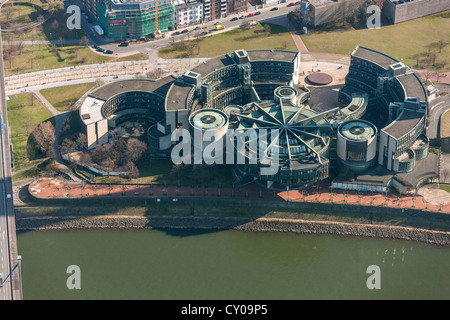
[155, 0, 159, 35]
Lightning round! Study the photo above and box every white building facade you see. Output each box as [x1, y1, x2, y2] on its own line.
[174, 0, 204, 26]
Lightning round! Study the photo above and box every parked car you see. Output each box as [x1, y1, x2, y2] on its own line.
[105, 49, 114, 54]
[214, 21, 222, 25]
[247, 13, 254, 17]
[287, 2, 295, 6]
[239, 15, 246, 19]
[255, 11, 261, 15]
[230, 17, 238, 21]
[194, 26, 201, 30]
[0, 273, 3, 288]
[295, 1, 301, 4]
[173, 31, 180, 36]
[181, 29, 188, 33]
[97, 47, 105, 52]
[118, 42, 129, 47]
[201, 31, 208, 35]
[270, 7, 278, 11]
[92, 44, 99, 50]
[215, 25, 225, 30]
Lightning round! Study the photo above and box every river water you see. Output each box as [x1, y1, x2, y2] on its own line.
[17, 229, 450, 300]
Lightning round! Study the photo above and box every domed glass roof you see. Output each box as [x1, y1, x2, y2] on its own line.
[231, 89, 336, 170]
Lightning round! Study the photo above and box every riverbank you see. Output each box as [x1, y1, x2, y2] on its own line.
[15, 213, 450, 246]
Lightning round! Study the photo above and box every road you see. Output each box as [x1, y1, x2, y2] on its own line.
[0, 24, 20, 300]
[0, 0, 21, 299]
[427, 94, 450, 140]
[80, 2, 298, 56]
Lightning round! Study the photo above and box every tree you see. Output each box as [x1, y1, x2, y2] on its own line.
[126, 138, 148, 163]
[76, 133, 87, 150]
[48, 0, 64, 13]
[425, 42, 436, 53]
[413, 53, 421, 68]
[32, 121, 55, 157]
[79, 36, 89, 46]
[429, 51, 439, 67]
[43, 161, 59, 177]
[434, 60, 448, 82]
[125, 161, 139, 179]
[29, 54, 35, 69]
[438, 39, 447, 53]
[146, 68, 165, 79]
[60, 138, 76, 157]
[101, 157, 117, 179]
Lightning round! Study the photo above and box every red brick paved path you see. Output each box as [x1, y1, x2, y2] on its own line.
[29, 177, 450, 213]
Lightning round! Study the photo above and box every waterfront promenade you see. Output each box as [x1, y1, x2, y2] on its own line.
[27, 177, 450, 214]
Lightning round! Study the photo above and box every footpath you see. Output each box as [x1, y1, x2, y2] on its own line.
[27, 177, 450, 214]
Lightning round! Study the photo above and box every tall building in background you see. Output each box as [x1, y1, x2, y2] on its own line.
[81, 0, 99, 20]
[97, 0, 175, 40]
[203, 0, 246, 21]
[174, 0, 204, 26]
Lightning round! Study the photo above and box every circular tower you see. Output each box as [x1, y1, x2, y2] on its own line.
[337, 119, 377, 173]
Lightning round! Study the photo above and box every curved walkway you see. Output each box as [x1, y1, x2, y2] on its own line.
[28, 177, 450, 214]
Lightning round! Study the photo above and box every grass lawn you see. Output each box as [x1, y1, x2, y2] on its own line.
[7, 93, 54, 171]
[440, 185, 450, 193]
[302, 11, 450, 68]
[1, 2, 86, 41]
[0, 2, 45, 28]
[3, 45, 147, 77]
[12, 159, 51, 182]
[159, 22, 297, 59]
[40, 83, 95, 112]
[93, 159, 235, 187]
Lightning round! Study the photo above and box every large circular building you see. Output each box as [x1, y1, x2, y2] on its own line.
[78, 46, 436, 191]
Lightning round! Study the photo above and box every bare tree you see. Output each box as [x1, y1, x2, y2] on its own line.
[125, 161, 139, 179]
[438, 39, 447, 53]
[29, 54, 35, 69]
[101, 158, 117, 180]
[146, 67, 165, 79]
[32, 121, 56, 156]
[126, 138, 148, 163]
[79, 36, 89, 46]
[76, 133, 87, 150]
[429, 51, 439, 67]
[413, 53, 421, 68]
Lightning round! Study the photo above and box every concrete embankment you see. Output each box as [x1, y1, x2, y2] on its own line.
[16, 214, 450, 246]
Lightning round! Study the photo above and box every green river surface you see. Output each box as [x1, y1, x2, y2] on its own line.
[17, 229, 450, 300]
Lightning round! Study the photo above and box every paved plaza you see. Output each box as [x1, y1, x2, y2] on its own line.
[27, 177, 450, 214]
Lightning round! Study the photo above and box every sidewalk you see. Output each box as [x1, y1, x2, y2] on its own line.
[28, 177, 450, 214]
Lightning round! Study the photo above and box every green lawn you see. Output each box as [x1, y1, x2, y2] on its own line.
[3, 45, 147, 77]
[93, 159, 235, 187]
[440, 185, 450, 193]
[7, 93, 54, 171]
[159, 22, 297, 59]
[40, 83, 95, 112]
[302, 11, 450, 68]
[0, 1, 46, 29]
[1, 1, 86, 41]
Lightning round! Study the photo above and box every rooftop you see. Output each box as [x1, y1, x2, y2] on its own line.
[190, 54, 236, 78]
[90, 76, 176, 101]
[165, 81, 195, 111]
[247, 50, 298, 63]
[396, 73, 428, 103]
[352, 46, 399, 70]
[382, 109, 424, 139]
